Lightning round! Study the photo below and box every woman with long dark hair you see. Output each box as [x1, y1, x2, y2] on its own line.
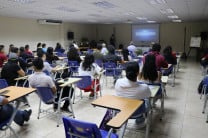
[78, 54, 102, 98]
[46, 47, 59, 64]
[67, 47, 82, 63]
[140, 54, 161, 83]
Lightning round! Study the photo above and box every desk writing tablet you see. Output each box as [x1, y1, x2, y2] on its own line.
[91, 95, 143, 128]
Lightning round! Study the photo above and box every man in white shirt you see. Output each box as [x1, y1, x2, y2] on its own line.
[115, 62, 151, 124]
[127, 41, 137, 56]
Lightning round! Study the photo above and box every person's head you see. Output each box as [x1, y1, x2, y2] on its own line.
[152, 43, 161, 52]
[122, 48, 129, 61]
[130, 41, 134, 45]
[102, 43, 106, 47]
[142, 54, 158, 82]
[68, 47, 79, 58]
[20, 47, 25, 53]
[25, 45, 29, 50]
[107, 45, 115, 54]
[97, 44, 102, 51]
[82, 54, 95, 71]
[37, 50, 46, 61]
[37, 42, 41, 48]
[163, 46, 172, 56]
[9, 47, 19, 59]
[9, 44, 14, 52]
[0, 45, 5, 53]
[125, 62, 140, 82]
[11, 47, 19, 54]
[55, 43, 61, 50]
[32, 58, 44, 71]
[42, 43, 46, 48]
[47, 47, 54, 55]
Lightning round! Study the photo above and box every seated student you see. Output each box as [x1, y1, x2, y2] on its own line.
[78, 54, 103, 98]
[200, 48, 208, 67]
[36, 42, 42, 53]
[100, 43, 108, 55]
[9, 47, 32, 72]
[1, 58, 25, 86]
[122, 48, 131, 61]
[0, 96, 32, 126]
[28, 58, 72, 111]
[67, 47, 82, 64]
[140, 54, 161, 83]
[19, 47, 34, 61]
[115, 62, 151, 123]
[42, 43, 47, 53]
[145, 43, 168, 70]
[46, 47, 59, 64]
[163, 46, 177, 65]
[93, 44, 104, 61]
[103, 45, 122, 64]
[7, 44, 14, 57]
[24, 45, 33, 56]
[55, 43, 65, 54]
[0, 45, 8, 68]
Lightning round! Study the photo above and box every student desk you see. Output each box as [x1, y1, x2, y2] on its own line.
[0, 86, 35, 137]
[91, 95, 144, 138]
[57, 78, 82, 119]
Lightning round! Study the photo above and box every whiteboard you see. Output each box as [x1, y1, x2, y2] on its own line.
[190, 37, 201, 48]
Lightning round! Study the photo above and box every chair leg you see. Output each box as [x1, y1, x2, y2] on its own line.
[118, 121, 128, 138]
[202, 95, 208, 114]
[37, 99, 42, 119]
[8, 125, 19, 138]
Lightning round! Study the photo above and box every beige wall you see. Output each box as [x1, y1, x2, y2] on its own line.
[0, 16, 96, 53]
[96, 22, 208, 56]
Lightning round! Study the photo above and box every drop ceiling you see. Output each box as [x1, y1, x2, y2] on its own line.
[0, 0, 207, 24]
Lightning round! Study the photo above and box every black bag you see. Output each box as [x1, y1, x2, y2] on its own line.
[198, 80, 204, 94]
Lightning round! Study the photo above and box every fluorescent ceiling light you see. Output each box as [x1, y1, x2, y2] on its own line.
[172, 19, 182, 22]
[168, 15, 179, 19]
[150, 0, 167, 4]
[147, 20, 156, 23]
[9, 0, 35, 4]
[125, 20, 133, 24]
[124, 12, 135, 16]
[28, 11, 49, 16]
[56, 6, 79, 12]
[88, 19, 97, 23]
[160, 8, 174, 14]
[93, 1, 116, 9]
[136, 17, 147, 20]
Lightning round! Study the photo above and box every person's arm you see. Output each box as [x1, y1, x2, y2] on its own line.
[0, 96, 9, 105]
[17, 69, 25, 77]
[51, 86, 57, 94]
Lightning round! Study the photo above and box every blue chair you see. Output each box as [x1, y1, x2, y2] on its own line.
[43, 70, 50, 76]
[72, 76, 101, 100]
[0, 119, 18, 138]
[0, 79, 8, 89]
[68, 61, 79, 76]
[36, 87, 75, 127]
[95, 59, 103, 68]
[62, 116, 118, 138]
[103, 62, 122, 86]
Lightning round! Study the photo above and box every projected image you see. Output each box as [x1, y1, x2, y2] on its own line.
[135, 29, 157, 41]
[132, 24, 159, 45]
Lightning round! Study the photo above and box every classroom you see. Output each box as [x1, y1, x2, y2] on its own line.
[0, 0, 208, 138]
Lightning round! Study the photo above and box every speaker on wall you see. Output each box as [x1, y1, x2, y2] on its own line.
[200, 32, 208, 40]
[67, 32, 74, 40]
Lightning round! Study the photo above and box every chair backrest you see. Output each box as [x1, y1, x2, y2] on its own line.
[0, 79, 8, 89]
[95, 60, 103, 68]
[68, 61, 79, 73]
[62, 116, 102, 138]
[72, 76, 92, 89]
[36, 87, 54, 104]
[43, 70, 50, 76]
[161, 65, 173, 76]
[103, 62, 121, 76]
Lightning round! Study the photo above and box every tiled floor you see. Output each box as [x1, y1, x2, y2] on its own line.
[1, 58, 208, 138]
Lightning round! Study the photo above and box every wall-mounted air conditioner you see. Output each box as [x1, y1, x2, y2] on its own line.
[37, 19, 62, 25]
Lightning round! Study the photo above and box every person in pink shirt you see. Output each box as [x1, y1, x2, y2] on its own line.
[0, 45, 8, 67]
[24, 45, 33, 55]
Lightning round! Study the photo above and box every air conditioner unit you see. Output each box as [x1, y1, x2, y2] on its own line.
[37, 19, 62, 25]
